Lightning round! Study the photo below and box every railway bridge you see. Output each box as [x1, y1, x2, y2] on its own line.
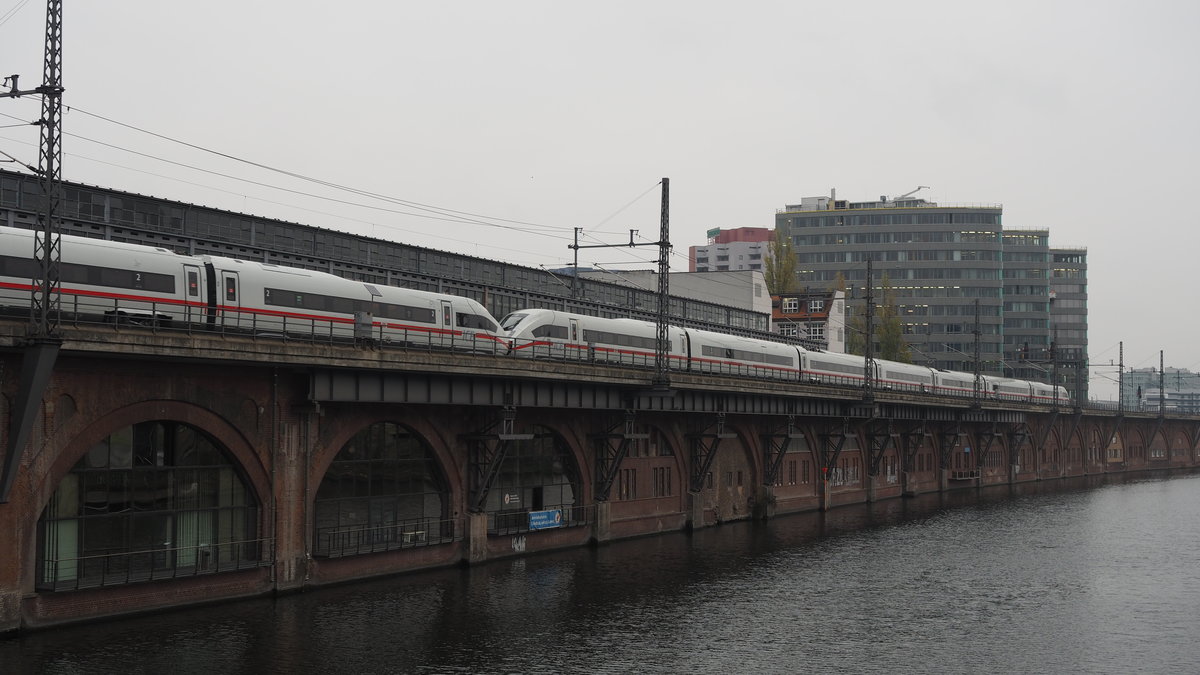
[2, 320, 1198, 632]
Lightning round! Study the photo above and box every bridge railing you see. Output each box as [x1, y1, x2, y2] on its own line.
[489, 504, 594, 536]
[36, 537, 274, 592]
[313, 517, 462, 558]
[3, 292, 509, 355]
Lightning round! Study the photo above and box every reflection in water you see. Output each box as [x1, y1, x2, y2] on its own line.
[4, 472, 1199, 674]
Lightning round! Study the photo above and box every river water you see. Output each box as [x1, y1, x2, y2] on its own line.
[4, 472, 1199, 674]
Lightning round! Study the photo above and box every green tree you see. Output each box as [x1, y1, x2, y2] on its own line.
[844, 273, 911, 363]
[877, 275, 912, 363]
[764, 229, 798, 295]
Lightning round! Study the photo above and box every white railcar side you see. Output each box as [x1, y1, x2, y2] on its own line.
[684, 329, 802, 380]
[803, 350, 870, 386]
[876, 361, 938, 393]
[208, 255, 500, 347]
[0, 226, 202, 325]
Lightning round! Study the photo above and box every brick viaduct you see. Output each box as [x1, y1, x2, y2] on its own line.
[2, 322, 1198, 633]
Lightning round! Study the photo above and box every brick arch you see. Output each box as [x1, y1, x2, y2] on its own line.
[30, 399, 270, 531]
[312, 412, 465, 507]
[727, 422, 765, 484]
[512, 419, 591, 505]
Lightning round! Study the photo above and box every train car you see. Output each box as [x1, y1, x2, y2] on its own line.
[0, 226, 502, 349]
[931, 370, 979, 398]
[987, 376, 1034, 402]
[1030, 382, 1069, 405]
[683, 328, 803, 380]
[503, 308, 687, 366]
[0, 226, 203, 326]
[802, 349, 870, 387]
[876, 361, 938, 393]
[205, 255, 501, 348]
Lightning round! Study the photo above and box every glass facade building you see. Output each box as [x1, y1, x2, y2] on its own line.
[775, 194, 1087, 390]
[776, 195, 1006, 374]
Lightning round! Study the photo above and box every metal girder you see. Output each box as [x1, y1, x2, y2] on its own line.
[1007, 424, 1031, 468]
[592, 410, 648, 502]
[1149, 415, 1166, 454]
[1034, 410, 1060, 457]
[1105, 414, 1126, 456]
[818, 420, 851, 476]
[2, 338, 61, 502]
[689, 412, 735, 493]
[863, 418, 896, 477]
[898, 422, 929, 473]
[762, 416, 803, 486]
[463, 405, 534, 513]
[937, 423, 963, 470]
[977, 423, 1003, 470]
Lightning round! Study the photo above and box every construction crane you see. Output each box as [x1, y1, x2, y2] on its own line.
[894, 185, 929, 201]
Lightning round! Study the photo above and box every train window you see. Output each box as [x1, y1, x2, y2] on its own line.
[531, 324, 568, 339]
[225, 277, 237, 302]
[443, 306, 451, 325]
[457, 313, 498, 331]
[187, 271, 199, 297]
[499, 313, 528, 331]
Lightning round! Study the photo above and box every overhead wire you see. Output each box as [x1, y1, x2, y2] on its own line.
[0, 103, 667, 269]
[65, 104, 584, 235]
[0, 0, 31, 29]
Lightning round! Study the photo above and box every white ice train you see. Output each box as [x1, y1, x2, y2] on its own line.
[502, 308, 1070, 404]
[0, 226, 1069, 405]
[0, 226, 503, 348]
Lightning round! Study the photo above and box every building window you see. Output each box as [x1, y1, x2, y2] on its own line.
[314, 422, 451, 556]
[38, 421, 262, 591]
[652, 466, 673, 497]
[809, 299, 824, 313]
[716, 255, 729, 262]
[782, 297, 799, 312]
[485, 428, 581, 534]
[618, 468, 637, 501]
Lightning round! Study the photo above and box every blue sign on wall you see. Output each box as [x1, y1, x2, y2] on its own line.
[528, 509, 563, 531]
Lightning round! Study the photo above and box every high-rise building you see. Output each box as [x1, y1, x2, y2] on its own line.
[1002, 229, 1052, 381]
[1050, 247, 1088, 401]
[689, 227, 774, 272]
[774, 191, 1087, 391]
[775, 193, 1005, 374]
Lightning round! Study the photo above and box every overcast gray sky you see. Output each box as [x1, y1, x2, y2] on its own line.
[2, 1, 1198, 398]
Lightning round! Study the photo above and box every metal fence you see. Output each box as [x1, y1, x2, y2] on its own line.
[313, 517, 462, 558]
[37, 537, 274, 592]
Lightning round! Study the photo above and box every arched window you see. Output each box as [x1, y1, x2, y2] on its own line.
[313, 422, 449, 557]
[37, 421, 262, 591]
[484, 427, 581, 535]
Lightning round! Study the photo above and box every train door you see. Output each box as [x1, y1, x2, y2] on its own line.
[221, 270, 241, 329]
[183, 264, 202, 324]
[568, 318, 580, 360]
[440, 299, 453, 348]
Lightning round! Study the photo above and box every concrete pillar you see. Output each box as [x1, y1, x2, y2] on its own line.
[754, 485, 777, 519]
[686, 491, 705, 530]
[273, 414, 308, 593]
[466, 512, 489, 564]
[592, 501, 611, 543]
